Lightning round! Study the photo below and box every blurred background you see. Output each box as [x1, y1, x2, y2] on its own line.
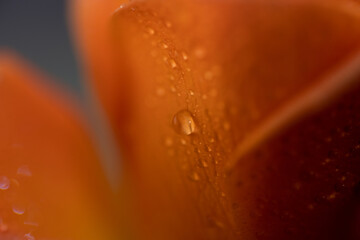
[0, 0, 81, 94]
[0, 0, 121, 187]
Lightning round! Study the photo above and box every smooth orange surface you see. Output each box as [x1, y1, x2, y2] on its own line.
[0, 52, 117, 240]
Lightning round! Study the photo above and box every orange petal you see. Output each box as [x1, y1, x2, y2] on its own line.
[69, 0, 128, 118]
[0, 51, 117, 240]
[76, 0, 360, 239]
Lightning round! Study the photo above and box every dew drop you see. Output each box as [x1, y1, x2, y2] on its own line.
[190, 171, 200, 181]
[147, 27, 155, 35]
[17, 165, 32, 177]
[170, 85, 176, 93]
[182, 52, 188, 61]
[172, 110, 196, 135]
[0, 176, 10, 190]
[169, 59, 177, 68]
[12, 205, 26, 215]
[165, 21, 172, 28]
[327, 192, 336, 200]
[24, 232, 35, 240]
[201, 160, 208, 168]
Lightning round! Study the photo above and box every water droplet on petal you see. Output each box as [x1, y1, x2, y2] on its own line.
[169, 59, 177, 68]
[327, 192, 337, 200]
[172, 110, 196, 135]
[165, 21, 172, 28]
[182, 52, 188, 61]
[12, 205, 26, 215]
[0, 176, 10, 190]
[17, 165, 32, 177]
[24, 232, 35, 240]
[170, 85, 176, 93]
[147, 27, 155, 35]
[201, 160, 208, 168]
[190, 172, 200, 181]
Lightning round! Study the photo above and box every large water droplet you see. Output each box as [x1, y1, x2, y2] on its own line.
[0, 176, 10, 190]
[172, 110, 196, 135]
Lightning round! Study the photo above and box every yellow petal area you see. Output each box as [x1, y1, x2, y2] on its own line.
[0, 51, 118, 240]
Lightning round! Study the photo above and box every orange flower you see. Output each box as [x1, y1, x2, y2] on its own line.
[1, 0, 360, 239]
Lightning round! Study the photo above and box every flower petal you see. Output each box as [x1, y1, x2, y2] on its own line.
[76, 0, 360, 239]
[69, 0, 127, 118]
[0, 51, 117, 240]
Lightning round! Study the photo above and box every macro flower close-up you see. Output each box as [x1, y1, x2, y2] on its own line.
[0, 0, 360, 239]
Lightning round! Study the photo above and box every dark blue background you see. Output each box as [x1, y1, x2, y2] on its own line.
[0, 0, 81, 93]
